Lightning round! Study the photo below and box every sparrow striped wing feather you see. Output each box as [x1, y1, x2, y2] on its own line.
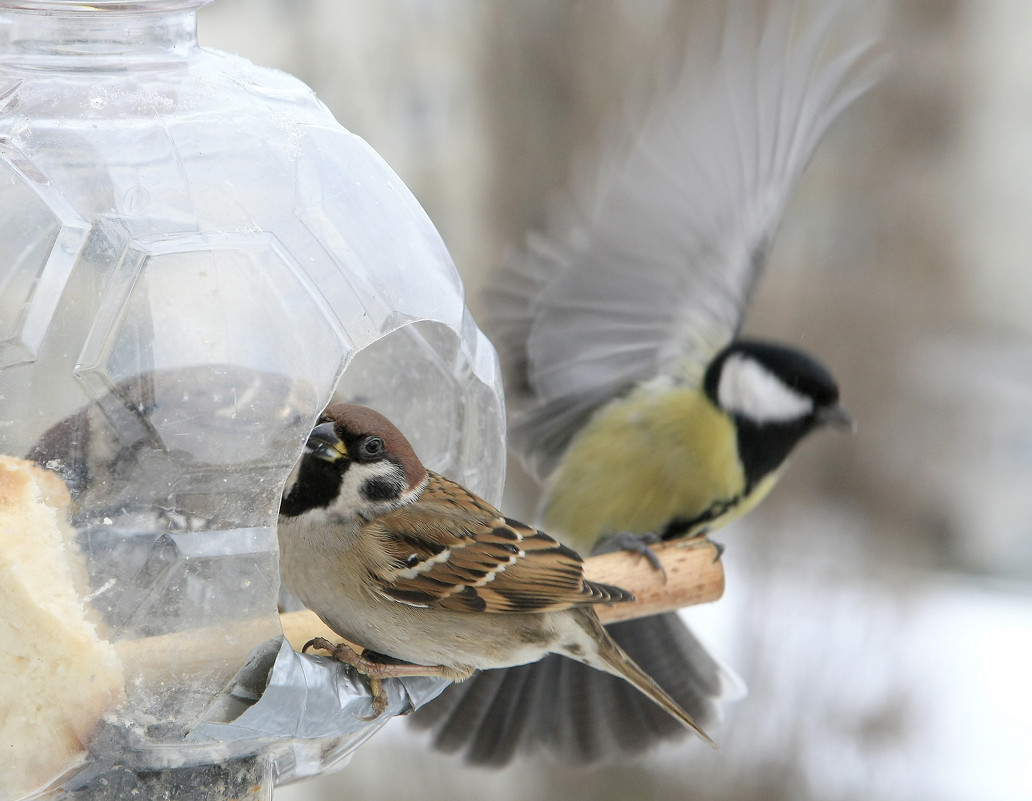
[370, 473, 633, 613]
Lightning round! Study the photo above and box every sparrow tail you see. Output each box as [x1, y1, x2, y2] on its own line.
[575, 609, 718, 748]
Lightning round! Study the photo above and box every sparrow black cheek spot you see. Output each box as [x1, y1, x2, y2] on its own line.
[361, 476, 401, 503]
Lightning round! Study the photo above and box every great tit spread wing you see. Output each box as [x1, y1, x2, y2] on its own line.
[486, 1, 885, 480]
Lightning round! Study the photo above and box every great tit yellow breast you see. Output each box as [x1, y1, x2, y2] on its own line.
[541, 385, 760, 553]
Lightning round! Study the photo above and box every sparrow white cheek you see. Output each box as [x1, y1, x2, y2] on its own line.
[330, 461, 401, 516]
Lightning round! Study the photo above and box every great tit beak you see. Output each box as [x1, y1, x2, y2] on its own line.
[306, 422, 348, 462]
[817, 403, 856, 433]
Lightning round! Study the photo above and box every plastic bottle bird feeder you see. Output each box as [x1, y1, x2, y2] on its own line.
[0, 1, 505, 798]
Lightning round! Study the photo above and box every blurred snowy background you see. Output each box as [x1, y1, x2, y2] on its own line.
[198, 2, 1032, 799]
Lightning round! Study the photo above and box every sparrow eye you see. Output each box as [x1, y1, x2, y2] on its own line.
[362, 436, 384, 457]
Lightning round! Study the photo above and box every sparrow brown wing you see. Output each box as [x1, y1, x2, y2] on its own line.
[367, 472, 633, 614]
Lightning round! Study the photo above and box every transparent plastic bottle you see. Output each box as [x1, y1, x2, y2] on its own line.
[0, 2, 504, 798]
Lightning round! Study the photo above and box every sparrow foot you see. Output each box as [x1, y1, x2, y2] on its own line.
[612, 531, 666, 578]
[302, 636, 453, 719]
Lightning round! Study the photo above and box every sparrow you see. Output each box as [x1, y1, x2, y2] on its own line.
[277, 402, 715, 744]
[411, 0, 884, 765]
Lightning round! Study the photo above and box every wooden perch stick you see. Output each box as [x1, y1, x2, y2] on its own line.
[582, 536, 724, 623]
[281, 537, 723, 651]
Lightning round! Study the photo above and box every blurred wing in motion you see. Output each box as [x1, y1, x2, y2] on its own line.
[486, 0, 885, 480]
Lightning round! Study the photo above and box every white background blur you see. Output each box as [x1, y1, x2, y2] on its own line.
[197, 2, 1032, 799]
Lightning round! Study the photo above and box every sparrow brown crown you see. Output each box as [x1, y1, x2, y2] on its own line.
[319, 403, 428, 491]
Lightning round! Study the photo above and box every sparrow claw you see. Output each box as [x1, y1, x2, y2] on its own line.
[302, 636, 337, 655]
[612, 531, 666, 580]
[301, 637, 389, 718]
[359, 676, 390, 721]
[707, 537, 725, 563]
[300, 636, 453, 719]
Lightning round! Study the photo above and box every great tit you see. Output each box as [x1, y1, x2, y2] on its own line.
[411, 0, 884, 765]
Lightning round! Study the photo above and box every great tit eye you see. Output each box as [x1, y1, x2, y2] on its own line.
[362, 436, 384, 457]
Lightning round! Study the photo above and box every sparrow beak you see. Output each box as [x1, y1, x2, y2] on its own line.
[817, 403, 856, 433]
[306, 422, 348, 462]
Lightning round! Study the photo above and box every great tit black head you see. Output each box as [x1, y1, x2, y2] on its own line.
[704, 339, 853, 489]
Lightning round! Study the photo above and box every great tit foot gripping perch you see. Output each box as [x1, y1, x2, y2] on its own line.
[611, 531, 666, 577]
